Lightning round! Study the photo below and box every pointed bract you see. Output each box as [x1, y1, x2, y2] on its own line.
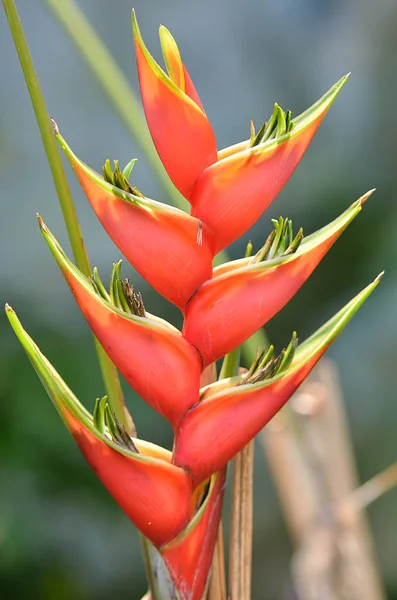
[5, 306, 193, 547]
[174, 275, 382, 485]
[56, 131, 215, 309]
[183, 195, 369, 365]
[161, 469, 227, 600]
[132, 12, 217, 199]
[39, 219, 203, 429]
[190, 76, 349, 253]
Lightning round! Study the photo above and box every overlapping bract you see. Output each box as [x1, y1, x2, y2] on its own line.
[7, 306, 226, 598]
[6, 12, 382, 600]
[132, 10, 349, 253]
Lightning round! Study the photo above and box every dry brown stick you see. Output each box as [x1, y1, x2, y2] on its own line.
[343, 462, 397, 513]
[290, 360, 386, 600]
[229, 439, 255, 600]
[241, 441, 255, 597]
[207, 521, 227, 600]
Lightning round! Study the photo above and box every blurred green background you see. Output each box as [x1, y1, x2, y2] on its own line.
[1, 0, 396, 598]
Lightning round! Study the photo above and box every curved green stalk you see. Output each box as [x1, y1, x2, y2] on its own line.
[2, 0, 133, 434]
[43, 0, 187, 211]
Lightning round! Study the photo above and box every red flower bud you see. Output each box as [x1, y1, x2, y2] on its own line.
[183, 193, 371, 365]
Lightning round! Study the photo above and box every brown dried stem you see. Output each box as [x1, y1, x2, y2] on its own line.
[229, 439, 255, 600]
[262, 359, 386, 600]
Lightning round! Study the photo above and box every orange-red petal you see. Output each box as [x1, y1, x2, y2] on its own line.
[56, 131, 215, 309]
[40, 220, 203, 429]
[174, 276, 382, 485]
[183, 194, 369, 365]
[190, 76, 349, 253]
[133, 12, 217, 199]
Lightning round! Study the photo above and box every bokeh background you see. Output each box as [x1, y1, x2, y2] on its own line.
[1, 0, 396, 598]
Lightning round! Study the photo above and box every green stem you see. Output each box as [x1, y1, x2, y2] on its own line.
[139, 536, 178, 600]
[219, 346, 241, 380]
[43, 0, 187, 211]
[3, 0, 133, 434]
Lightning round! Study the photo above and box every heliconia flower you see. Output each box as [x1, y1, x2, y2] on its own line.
[54, 126, 215, 310]
[183, 192, 372, 366]
[132, 12, 348, 253]
[5, 305, 193, 548]
[38, 217, 203, 430]
[174, 275, 382, 486]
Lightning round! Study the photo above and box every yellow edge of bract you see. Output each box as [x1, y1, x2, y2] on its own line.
[132, 10, 204, 116]
[159, 25, 185, 90]
[160, 469, 222, 550]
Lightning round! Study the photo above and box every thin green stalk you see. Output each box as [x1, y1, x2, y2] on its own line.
[43, 0, 187, 211]
[3, 0, 133, 434]
[139, 536, 177, 600]
[219, 346, 241, 380]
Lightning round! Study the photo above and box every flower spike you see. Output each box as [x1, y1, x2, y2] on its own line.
[190, 75, 349, 253]
[132, 11, 217, 199]
[183, 193, 371, 365]
[38, 218, 202, 429]
[55, 128, 215, 309]
[5, 306, 193, 547]
[174, 274, 382, 486]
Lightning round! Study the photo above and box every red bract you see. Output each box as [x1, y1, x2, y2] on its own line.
[56, 131, 215, 310]
[70, 425, 192, 547]
[6, 306, 193, 548]
[183, 193, 371, 365]
[190, 78, 348, 254]
[133, 12, 217, 199]
[39, 218, 202, 430]
[174, 275, 381, 486]
[133, 11, 348, 253]
[161, 468, 227, 600]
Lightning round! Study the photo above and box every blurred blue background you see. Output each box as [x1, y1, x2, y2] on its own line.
[1, 0, 396, 598]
